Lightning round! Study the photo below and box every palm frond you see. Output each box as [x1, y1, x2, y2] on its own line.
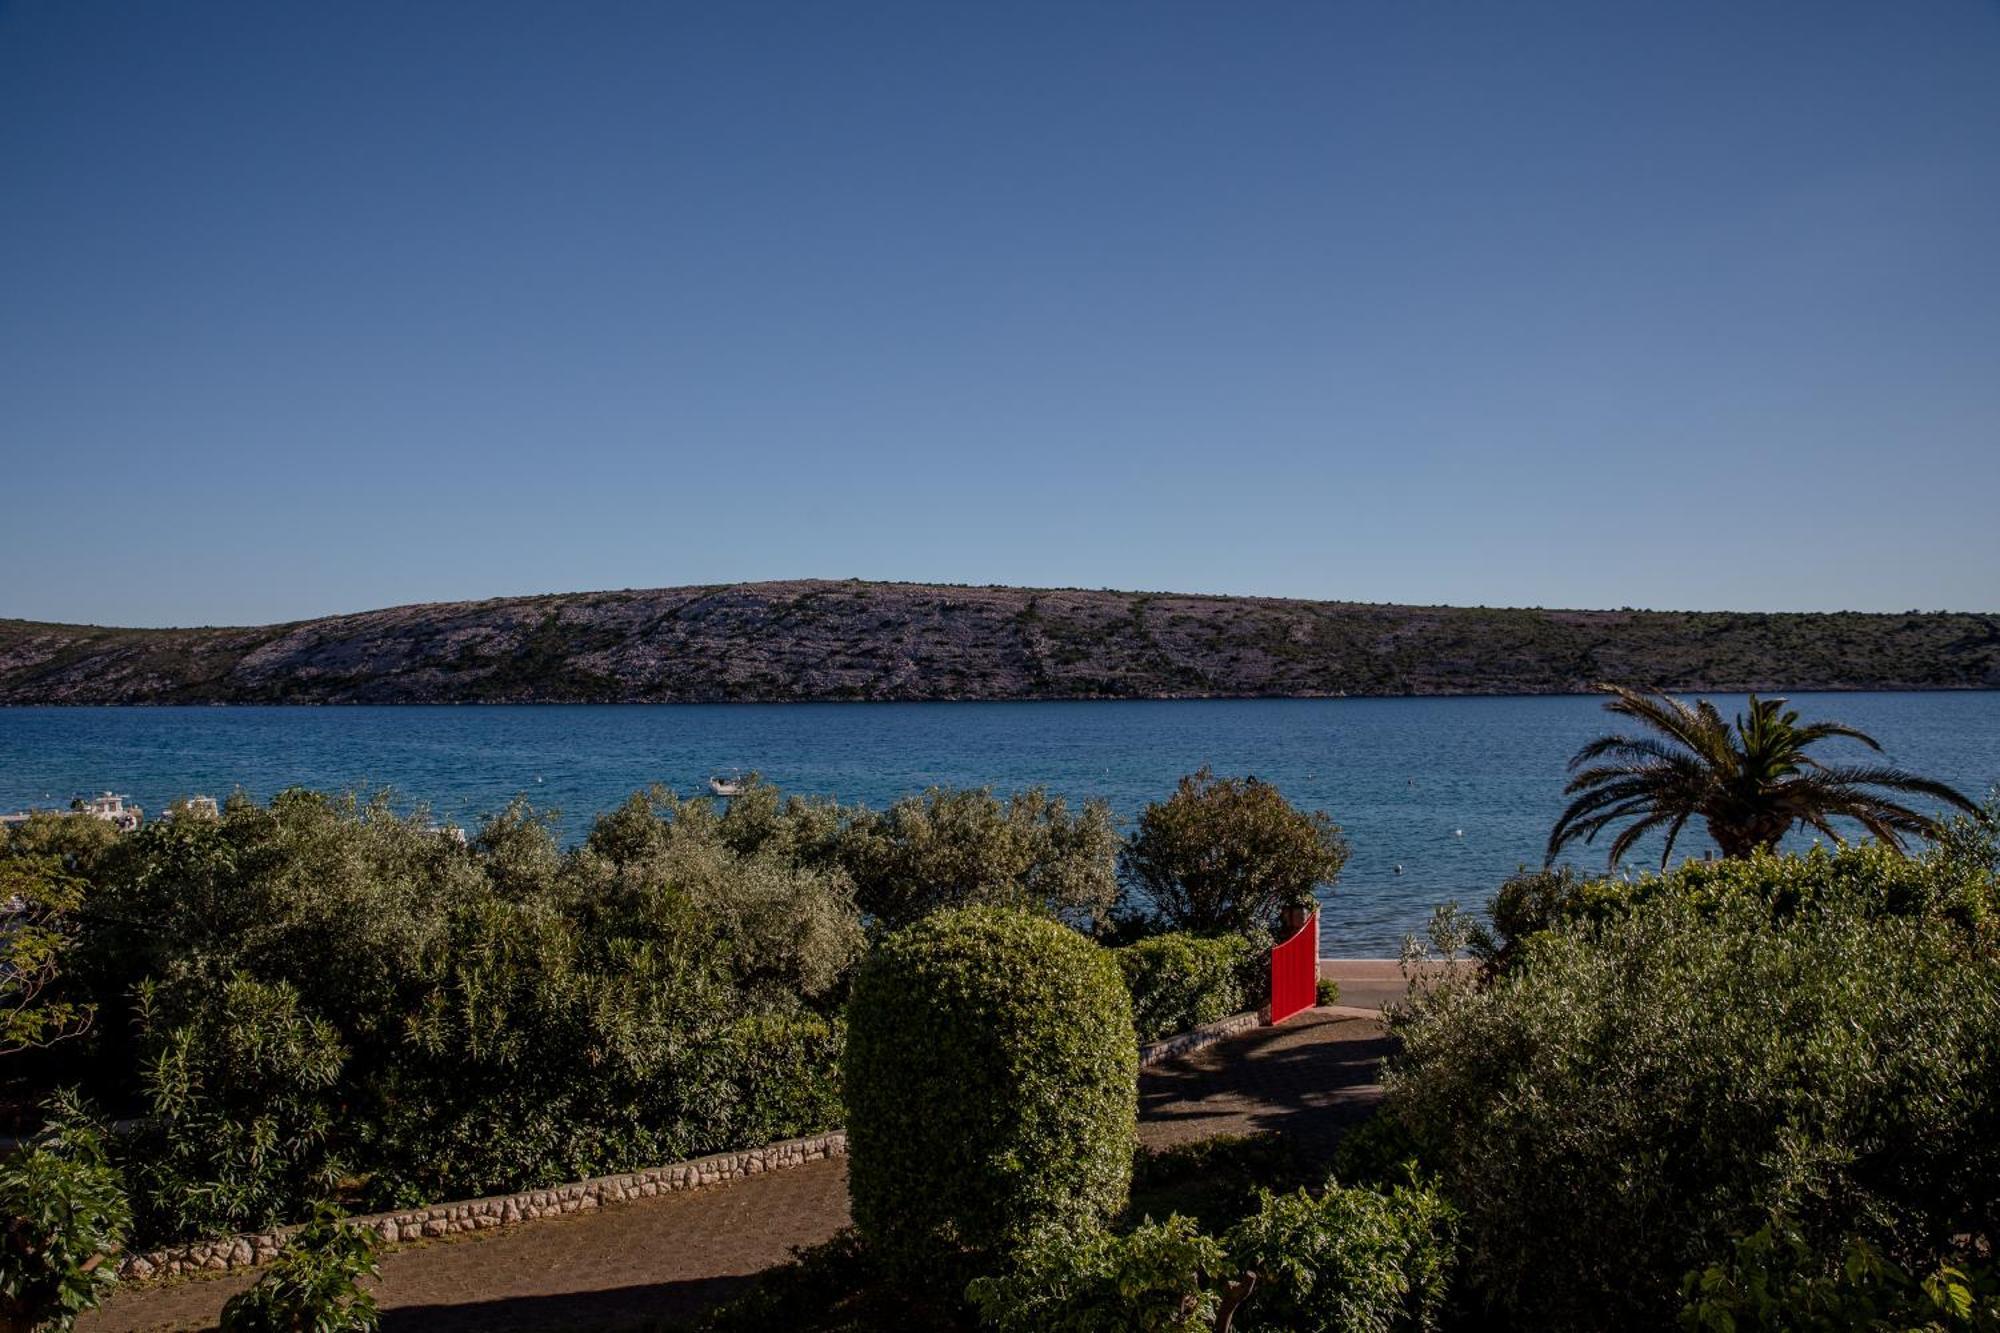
[1799, 765, 1978, 812]
[1550, 685, 1967, 864]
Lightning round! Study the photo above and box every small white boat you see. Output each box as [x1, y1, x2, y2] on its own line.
[708, 772, 748, 798]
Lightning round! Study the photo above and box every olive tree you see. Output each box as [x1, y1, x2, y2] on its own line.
[1120, 769, 1347, 935]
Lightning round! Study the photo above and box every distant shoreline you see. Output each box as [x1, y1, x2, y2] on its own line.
[5, 682, 2000, 710]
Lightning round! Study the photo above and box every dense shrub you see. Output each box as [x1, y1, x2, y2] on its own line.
[585, 779, 1122, 935]
[1479, 837, 2000, 968]
[1225, 1180, 1457, 1333]
[1470, 865, 1589, 966]
[0, 1100, 130, 1333]
[966, 1215, 1225, 1332]
[966, 1178, 1457, 1333]
[7, 768, 1310, 1255]
[707, 1012, 845, 1150]
[218, 1204, 381, 1332]
[1117, 933, 1251, 1042]
[576, 788, 865, 1002]
[1120, 768, 1347, 935]
[31, 786, 858, 1241]
[1680, 1216, 2000, 1332]
[828, 787, 1121, 932]
[844, 907, 1138, 1283]
[1384, 847, 2000, 1330]
[126, 973, 346, 1242]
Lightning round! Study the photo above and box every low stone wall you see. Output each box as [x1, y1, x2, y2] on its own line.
[1137, 1009, 1263, 1067]
[118, 1130, 848, 1282]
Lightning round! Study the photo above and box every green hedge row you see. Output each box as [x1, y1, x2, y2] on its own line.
[1114, 931, 1254, 1042]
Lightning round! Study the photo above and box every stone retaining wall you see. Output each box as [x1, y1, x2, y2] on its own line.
[118, 1130, 847, 1282]
[1137, 1009, 1263, 1067]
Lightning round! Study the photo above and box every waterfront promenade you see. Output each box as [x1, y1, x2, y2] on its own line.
[86, 971, 1399, 1332]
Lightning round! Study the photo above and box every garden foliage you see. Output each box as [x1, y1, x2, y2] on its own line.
[10, 788, 859, 1244]
[0, 1099, 130, 1333]
[966, 1215, 1226, 1332]
[965, 1177, 1456, 1333]
[1225, 1181, 1457, 1333]
[1679, 1215, 2000, 1332]
[217, 1204, 382, 1333]
[0, 854, 93, 1056]
[0, 768, 1326, 1263]
[844, 907, 1138, 1283]
[1116, 933, 1251, 1042]
[1385, 831, 2000, 1330]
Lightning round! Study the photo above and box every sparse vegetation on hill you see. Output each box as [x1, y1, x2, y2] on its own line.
[3, 580, 1996, 704]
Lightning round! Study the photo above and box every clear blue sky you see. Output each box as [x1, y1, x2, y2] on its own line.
[4, 1, 1997, 627]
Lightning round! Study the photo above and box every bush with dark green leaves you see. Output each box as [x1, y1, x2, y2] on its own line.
[125, 972, 346, 1242]
[965, 1215, 1226, 1332]
[965, 1176, 1457, 1333]
[1116, 933, 1251, 1042]
[1479, 833, 2000, 969]
[708, 1012, 845, 1151]
[844, 907, 1138, 1284]
[605, 778, 1122, 936]
[0, 854, 93, 1058]
[1120, 768, 1347, 935]
[825, 786, 1122, 933]
[217, 1204, 381, 1333]
[26, 786, 856, 1244]
[1385, 839, 2000, 1330]
[1679, 1216, 2000, 1333]
[1224, 1180, 1457, 1333]
[0, 1100, 130, 1333]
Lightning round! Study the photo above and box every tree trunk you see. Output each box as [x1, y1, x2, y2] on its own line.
[1707, 814, 1788, 859]
[1215, 1271, 1257, 1331]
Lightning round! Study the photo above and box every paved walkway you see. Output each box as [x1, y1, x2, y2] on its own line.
[1321, 957, 1417, 1011]
[85, 1009, 1390, 1333]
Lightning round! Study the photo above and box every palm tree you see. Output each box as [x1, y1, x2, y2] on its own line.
[1548, 684, 1977, 866]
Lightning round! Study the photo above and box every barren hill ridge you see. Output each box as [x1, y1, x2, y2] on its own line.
[3, 580, 1996, 704]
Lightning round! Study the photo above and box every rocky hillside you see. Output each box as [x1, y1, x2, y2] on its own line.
[2, 581, 1997, 704]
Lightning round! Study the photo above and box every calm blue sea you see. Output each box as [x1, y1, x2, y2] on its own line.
[2, 694, 1995, 953]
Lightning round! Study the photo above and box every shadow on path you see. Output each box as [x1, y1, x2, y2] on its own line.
[380, 1274, 758, 1331]
[1137, 1011, 1393, 1165]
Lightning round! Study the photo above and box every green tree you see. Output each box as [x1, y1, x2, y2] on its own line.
[1549, 685, 1976, 865]
[832, 787, 1120, 932]
[1120, 769, 1347, 935]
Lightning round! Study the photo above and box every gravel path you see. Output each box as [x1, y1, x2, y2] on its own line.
[84, 1008, 1390, 1333]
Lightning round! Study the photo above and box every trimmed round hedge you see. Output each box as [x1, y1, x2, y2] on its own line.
[843, 906, 1138, 1280]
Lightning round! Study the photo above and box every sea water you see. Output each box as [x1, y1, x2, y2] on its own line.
[3, 693, 1995, 953]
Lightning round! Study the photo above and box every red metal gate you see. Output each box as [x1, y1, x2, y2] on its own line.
[1268, 908, 1319, 1025]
